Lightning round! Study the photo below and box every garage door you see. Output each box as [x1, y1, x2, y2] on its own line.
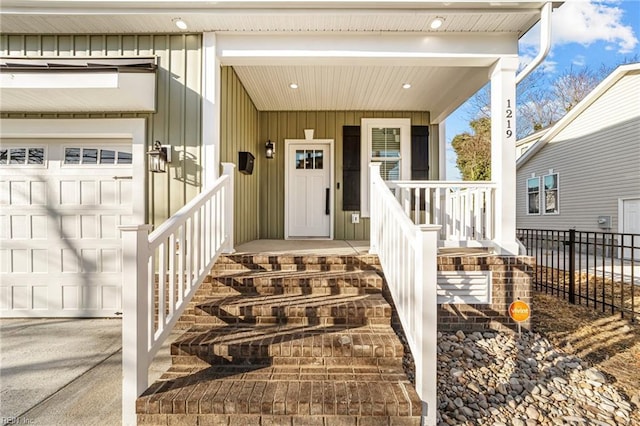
[0, 139, 133, 317]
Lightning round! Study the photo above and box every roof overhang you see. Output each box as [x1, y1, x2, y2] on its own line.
[0, 1, 556, 117]
[0, 58, 157, 112]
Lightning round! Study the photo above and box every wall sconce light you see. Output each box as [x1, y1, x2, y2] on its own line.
[147, 140, 171, 173]
[265, 140, 275, 159]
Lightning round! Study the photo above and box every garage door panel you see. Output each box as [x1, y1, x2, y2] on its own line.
[0, 181, 8, 204]
[1, 140, 132, 317]
[1, 284, 50, 311]
[60, 180, 79, 204]
[9, 181, 30, 205]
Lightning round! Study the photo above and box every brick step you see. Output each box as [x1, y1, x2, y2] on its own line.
[213, 254, 381, 272]
[138, 413, 421, 425]
[200, 270, 384, 296]
[137, 365, 421, 420]
[191, 293, 392, 327]
[170, 324, 404, 367]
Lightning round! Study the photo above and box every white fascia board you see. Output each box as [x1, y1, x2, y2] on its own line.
[217, 33, 517, 66]
[0, 72, 156, 112]
[1, 71, 118, 89]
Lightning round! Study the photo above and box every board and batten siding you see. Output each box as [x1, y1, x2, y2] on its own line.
[0, 34, 204, 227]
[516, 71, 640, 232]
[220, 67, 260, 245]
[258, 111, 434, 240]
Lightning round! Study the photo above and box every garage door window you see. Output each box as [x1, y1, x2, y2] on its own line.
[0, 147, 46, 166]
[64, 147, 132, 165]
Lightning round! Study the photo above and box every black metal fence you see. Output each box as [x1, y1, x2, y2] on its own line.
[517, 228, 639, 322]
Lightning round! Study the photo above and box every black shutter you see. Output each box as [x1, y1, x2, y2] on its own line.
[411, 125, 429, 179]
[411, 126, 429, 209]
[342, 125, 361, 211]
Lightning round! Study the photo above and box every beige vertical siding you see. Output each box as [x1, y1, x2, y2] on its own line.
[220, 67, 260, 245]
[516, 72, 640, 232]
[258, 111, 432, 240]
[0, 34, 203, 227]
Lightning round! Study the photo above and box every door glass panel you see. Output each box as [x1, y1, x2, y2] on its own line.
[28, 148, 45, 164]
[100, 150, 116, 164]
[313, 150, 323, 169]
[83, 148, 98, 164]
[10, 148, 26, 164]
[117, 151, 132, 164]
[296, 150, 305, 169]
[65, 148, 81, 164]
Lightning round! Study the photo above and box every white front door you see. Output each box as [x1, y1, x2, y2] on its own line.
[0, 139, 133, 317]
[622, 198, 640, 260]
[285, 140, 334, 239]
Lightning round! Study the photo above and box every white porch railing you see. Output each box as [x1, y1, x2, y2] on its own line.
[387, 181, 496, 246]
[120, 163, 235, 426]
[368, 163, 440, 426]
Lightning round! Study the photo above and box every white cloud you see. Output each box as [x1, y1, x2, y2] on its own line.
[519, 51, 558, 73]
[520, 0, 638, 54]
[572, 55, 587, 66]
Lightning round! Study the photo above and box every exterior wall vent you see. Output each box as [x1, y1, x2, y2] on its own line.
[437, 271, 492, 304]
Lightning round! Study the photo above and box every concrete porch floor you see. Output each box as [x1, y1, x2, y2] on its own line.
[234, 239, 371, 255]
[234, 239, 494, 257]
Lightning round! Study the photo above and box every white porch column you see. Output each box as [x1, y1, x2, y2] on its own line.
[202, 32, 222, 187]
[490, 57, 520, 255]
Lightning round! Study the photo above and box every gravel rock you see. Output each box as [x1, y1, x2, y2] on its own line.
[431, 330, 635, 425]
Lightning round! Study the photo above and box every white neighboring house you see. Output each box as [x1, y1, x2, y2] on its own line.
[516, 63, 640, 239]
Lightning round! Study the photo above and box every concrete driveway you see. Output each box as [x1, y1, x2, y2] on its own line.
[0, 318, 173, 426]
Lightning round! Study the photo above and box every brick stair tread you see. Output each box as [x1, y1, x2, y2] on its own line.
[194, 293, 391, 322]
[138, 414, 421, 425]
[138, 365, 421, 417]
[209, 269, 383, 281]
[194, 270, 384, 298]
[215, 254, 381, 266]
[171, 324, 404, 364]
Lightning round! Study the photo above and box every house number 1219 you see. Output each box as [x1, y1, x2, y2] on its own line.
[505, 99, 513, 138]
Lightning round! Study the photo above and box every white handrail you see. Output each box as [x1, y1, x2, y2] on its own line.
[120, 162, 235, 426]
[388, 180, 496, 244]
[369, 163, 440, 426]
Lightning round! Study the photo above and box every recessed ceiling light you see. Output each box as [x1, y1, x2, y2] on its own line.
[402, 83, 412, 89]
[289, 83, 299, 89]
[173, 18, 188, 30]
[430, 17, 444, 30]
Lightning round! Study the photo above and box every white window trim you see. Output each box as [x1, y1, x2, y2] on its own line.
[0, 146, 47, 168]
[61, 145, 133, 167]
[526, 176, 541, 215]
[360, 118, 411, 218]
[542, 172, 559, 215]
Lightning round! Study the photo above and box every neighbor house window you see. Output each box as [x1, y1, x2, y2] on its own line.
[543, 173, 559, 214]
[526, 177, 540, 215]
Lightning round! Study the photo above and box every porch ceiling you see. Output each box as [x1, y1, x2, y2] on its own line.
[0, 1, 552, 119]
[231, 64, 490, 117]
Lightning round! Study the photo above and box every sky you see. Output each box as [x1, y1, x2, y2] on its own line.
[445, 0, 640, 180]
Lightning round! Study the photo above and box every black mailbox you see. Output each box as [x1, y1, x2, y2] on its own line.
[238, 151, 255, 175]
